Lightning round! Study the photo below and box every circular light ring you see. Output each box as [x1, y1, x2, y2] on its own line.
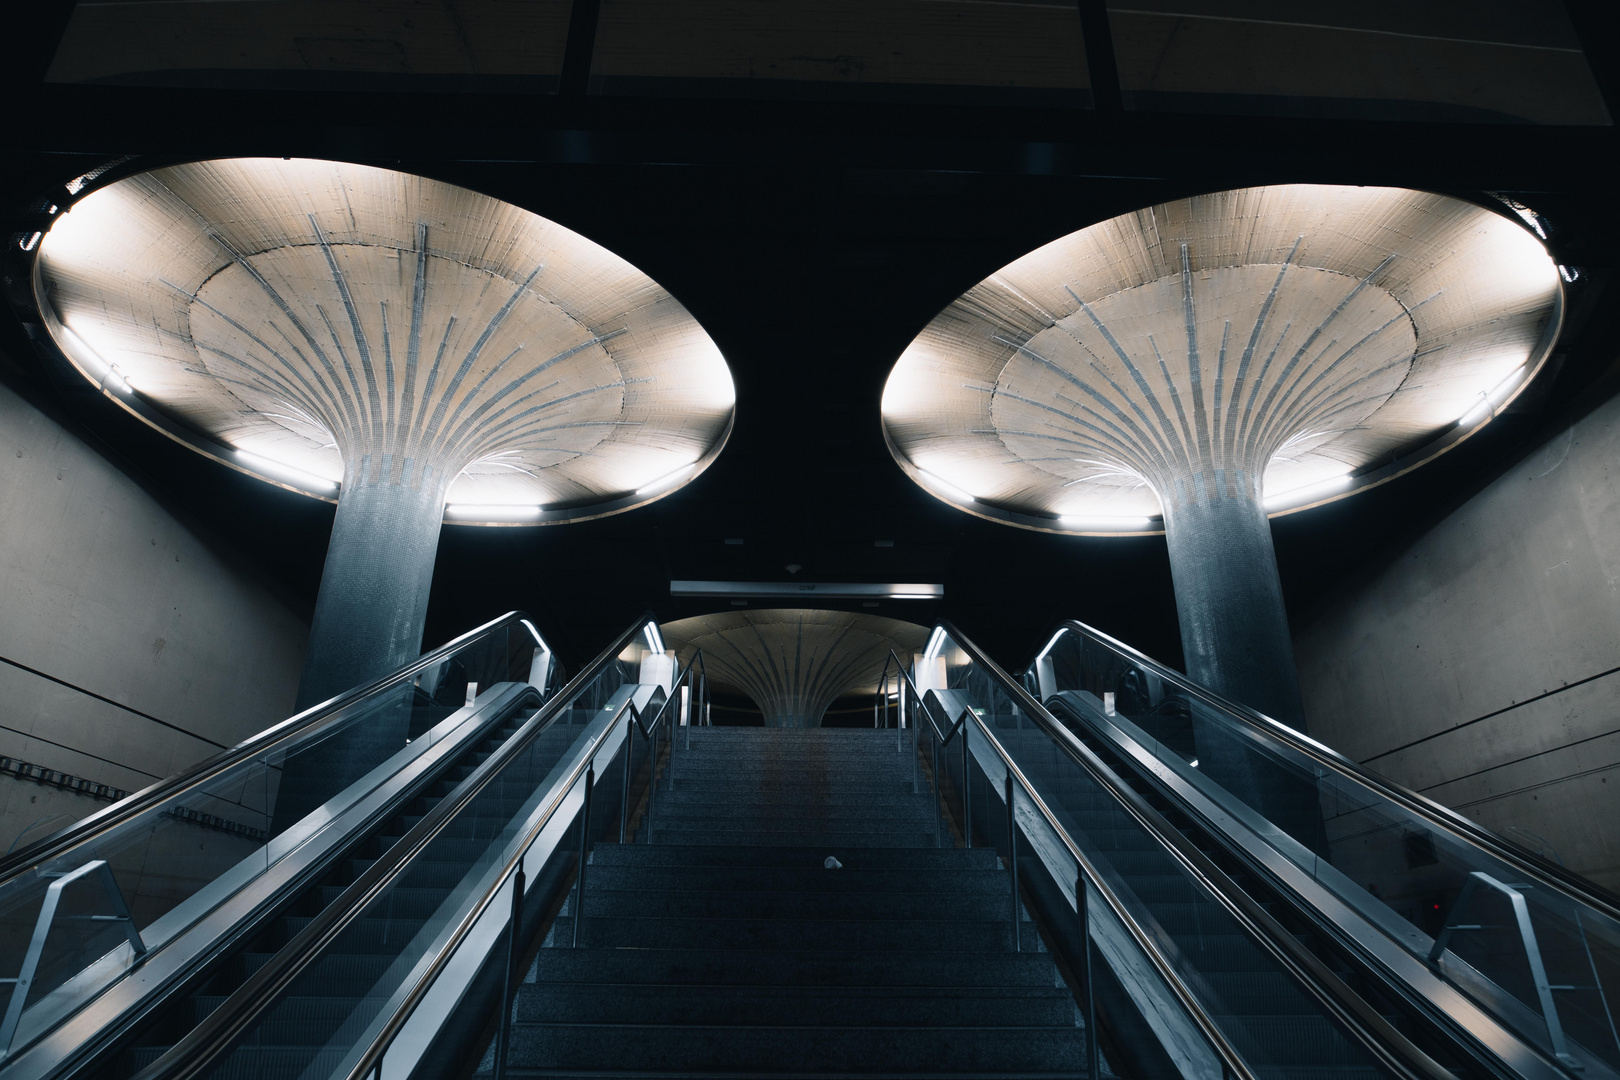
[33, 158, 736, 524]
[881, 185, 1563, 536]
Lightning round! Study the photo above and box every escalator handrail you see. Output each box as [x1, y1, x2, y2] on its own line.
[126, 612, 660, 1080]
[938, 619, 1457, 1080]
[953, 696, 1258, 1080]
[0, 609, 556, 886]
[1038, 619, 1620, 923]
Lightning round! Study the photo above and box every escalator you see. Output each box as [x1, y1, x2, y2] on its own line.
[892, 618, 1620, 1080]
[0, 611, 685, 1080]
[11, 609, 1617, 1080]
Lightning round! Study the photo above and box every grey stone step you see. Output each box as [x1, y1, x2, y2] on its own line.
[550, 914, 1016, 952]
[526, 946, 1066, 989]
[649, 804, 937, 827]
[578, 886, 1017, 921]
[511, 983, 1078, 1027]
[658, 788, 926, 808]
[643, 827, 937, 849]
[582, 863, 1011, 894]
[587, 843, 1002, 871]
[504, 1022, 1088, 1073]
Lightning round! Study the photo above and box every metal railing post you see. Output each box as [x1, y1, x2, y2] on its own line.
[905, 686, 917, 794]
[932, 729, 941, 849]
[1429, 871, 1581, 1067]
[492, 858, 525, 1080]
[1005, 773, 1020, 952]
[684, 678, 692, 751]
[646, 724, 658, 842]
[2, 859, 147, 1055]
[1077, 866, 1100, 1080]
[874, 664, 882, 729]
[895, 673, 903, 751]
[619, 711, 634, 844]
[962, 718, 972, 850]
[571, 765, 594, 947]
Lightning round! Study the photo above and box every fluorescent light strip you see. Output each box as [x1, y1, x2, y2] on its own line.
[236, 451, 338, 492]
[1059, 515, 1152, 529]
[637, 463, 696, 496]
[669, 580, 943, 599]
[644, 622, 665, 654]
[445, 503, 543, 520]
[1458, 365, 1527, 425]
[923, 626, 947, 661]
[1263, 473, 1352, 510]
[919, 471, 974, 504]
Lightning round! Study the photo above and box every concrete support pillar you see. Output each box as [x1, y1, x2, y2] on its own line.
[1161, 489, 1304, 728]
[275, 466, 448, 831]
[1162, 487, 1325, 853]
[295, 468, 448, 711]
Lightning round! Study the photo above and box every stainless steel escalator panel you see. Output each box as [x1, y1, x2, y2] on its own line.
[1031, 619, 1620, 1080]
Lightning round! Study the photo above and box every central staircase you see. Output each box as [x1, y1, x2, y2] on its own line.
[499, 727, 1095, 1077]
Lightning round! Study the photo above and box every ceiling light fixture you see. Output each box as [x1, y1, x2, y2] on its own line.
[444, 503, 542, 520]
[919, 471, 973, 504]
[1458, 365, 1527, 426]
[636, 463, 696, 496]
[1059, 515, 1152, 529]
[236, 450, 339, 492]
[1263, 473, 1353, 510]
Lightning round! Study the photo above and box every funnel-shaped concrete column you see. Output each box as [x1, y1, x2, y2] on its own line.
[883, 185, 1562, 837]
[662, 610, 929, 728]
[1165, 491, 1302, 724]
[35, 158, 736, 818]
[296, 471, 448, 710]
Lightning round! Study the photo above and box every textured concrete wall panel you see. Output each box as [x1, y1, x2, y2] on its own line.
[0, 378, 307, 850]
[1296, 389, 1620, 891]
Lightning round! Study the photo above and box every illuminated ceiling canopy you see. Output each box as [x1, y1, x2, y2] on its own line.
[660, 609, 930, 728]
[34, 158, 735, 524]
[881, 185, 1562, 533]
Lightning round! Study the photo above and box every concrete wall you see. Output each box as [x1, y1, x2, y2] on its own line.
[0, 378, 308, 855]
[1295, 389, 1620, 893]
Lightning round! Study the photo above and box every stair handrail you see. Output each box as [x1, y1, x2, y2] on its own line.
[124, 614, 664, 1080]
[0, 609, 560, 887]
[874, 649, 962, 745]
[1035, 620, 1620, 924]
[618, 648, 709, 843]
[935, 619, 1457, 1080]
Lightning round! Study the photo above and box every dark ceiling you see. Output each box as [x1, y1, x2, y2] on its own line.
[2, 2, 1618, 687]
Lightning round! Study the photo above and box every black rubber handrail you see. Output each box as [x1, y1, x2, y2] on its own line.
[1037, 619, 1620, 924]
[126, 613, 657, 1080]
[0, 609, 553, 886]
[938, 619, 1456, 1080]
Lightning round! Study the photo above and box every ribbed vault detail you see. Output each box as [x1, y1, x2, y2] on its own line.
[661, 610, 930, 728]
[37, 158, 735, 518]
[883, 185, 1561, 526]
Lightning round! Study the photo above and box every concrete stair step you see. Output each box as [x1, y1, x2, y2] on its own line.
[587, 843, 1001, 871]
[582, 864, 1011, 894]
[642, 828, 937, 849]
[526, 946, 1067, 989]
[578, 886, 1016, 921]
[549, 914, 1016, 952]
[504, 1023, 1088, 1073]
[511, 983, 1079, 1027]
